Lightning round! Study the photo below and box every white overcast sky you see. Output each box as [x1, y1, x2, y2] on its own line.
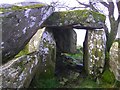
[0, 0, 119, 46]
[0, 0, 80, 6]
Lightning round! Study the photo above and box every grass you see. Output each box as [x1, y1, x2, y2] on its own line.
[29, 72, 119, 88]
[102, 69, 115, 84]
[55, 69, 119, 88]
[79, 77, 98, 88]
[64, 45, 83, 63]
[30, 72, 119, 88]
[30, 78, 60, 88]
[29, 45, 120, 88]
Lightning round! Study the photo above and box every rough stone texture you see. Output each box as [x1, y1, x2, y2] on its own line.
[43, 10, 105, 29]
[0, 2, 107, 87]
[29, 28, 45, 53]
[83, 30, 106, 79]
[52, 27, 77, 53]
[1, 2, 54, 63]
[0, 29, 56, 88]
[109, 39, 120, 81]
[34, 28, 56, 79]
[1, 51, 41, 88]
[55, 53, 83, 76]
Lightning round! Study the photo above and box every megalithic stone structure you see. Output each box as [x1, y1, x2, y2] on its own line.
[0, 2, 109, 88]
[0, 2, 54, 63]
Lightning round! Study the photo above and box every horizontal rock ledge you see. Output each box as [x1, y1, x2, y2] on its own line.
[43, 10, 106, 29]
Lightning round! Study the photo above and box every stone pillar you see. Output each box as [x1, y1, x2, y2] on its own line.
[83, 29, 106, 79]
[109, 39, 120, 81]
[35, 28, 56, 79]
[52, 27, 77, 53]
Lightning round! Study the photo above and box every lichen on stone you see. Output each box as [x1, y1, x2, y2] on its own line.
[1, 51, 41, 88]
[84, 29, 106, 79]
[109, 39, 120, 81]
[36, 28, 56, 79]
[43, 9, 106, 27]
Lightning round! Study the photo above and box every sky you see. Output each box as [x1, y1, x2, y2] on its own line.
[0, 0, 119, 46]
[0, 0, 79, 7]
[0, 0, 80, 5]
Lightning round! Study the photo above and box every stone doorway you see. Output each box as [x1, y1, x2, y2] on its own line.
[74, 29, 86, 66]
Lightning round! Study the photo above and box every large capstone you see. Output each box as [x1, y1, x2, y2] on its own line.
[1, 2, 54, 63]
[83, 29, 106, 79]
[52, 27, 77, 53]
[109, 39, 120, 81]
[43, 10, 105, 29]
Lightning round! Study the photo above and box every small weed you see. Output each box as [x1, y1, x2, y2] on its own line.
[31, 78, 60, 88]
[102, 69, 115, 84]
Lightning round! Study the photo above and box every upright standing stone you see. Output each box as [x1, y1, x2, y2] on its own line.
[83, 30, 106, 79]
[109, 39, 120, 81]
[52, 27, 77, 53]
[34, 28, 56, 79]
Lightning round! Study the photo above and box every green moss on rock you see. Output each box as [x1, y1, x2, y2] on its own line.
[0, 4, 44, 12]
[43, 10, 105, 27]
[15, 44, 29, 58]
[102, 69, 115, 84]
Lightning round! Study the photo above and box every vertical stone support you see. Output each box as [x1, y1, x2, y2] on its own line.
[0, 14, 2, 88]
[83, 29, 106, 79]
[35, 27, 56, 79]
[109, 39, 120, 81]
[52, 27, 77, 53]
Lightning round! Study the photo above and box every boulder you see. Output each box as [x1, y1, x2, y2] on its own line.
[52, 27, 77, 53]
[109, 39, 120, 81]
[83, 30, 106, 79]
[1, 28, 57, 88]
[43, 10, 105, 29]
[1, 51, 41, 88]
[0, 2, 54, 63]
